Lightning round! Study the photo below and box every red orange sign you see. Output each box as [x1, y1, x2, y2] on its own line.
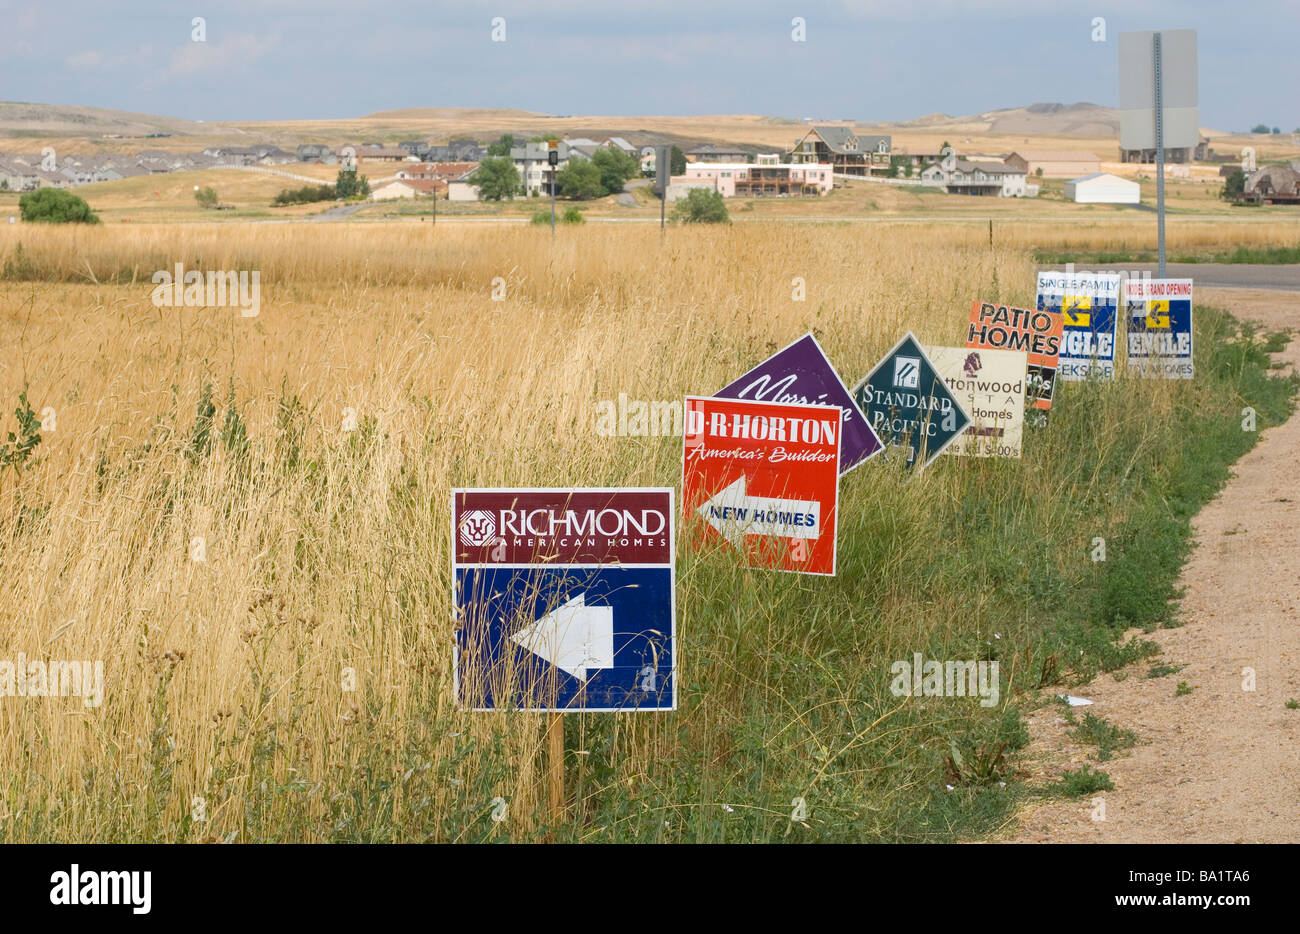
[682, 396, 841, 576]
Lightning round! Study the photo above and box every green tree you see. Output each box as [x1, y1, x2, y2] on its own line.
[474, 157, 521, 201]
[672, 188, 729, 224]
[557, 159, 604, 199]
[18, 188, 99, 224]
[562, 205, 586, 224]
[1221, 168, 1246, 201]
[591, 147, 637, 195]
[670, 145, 686, 175]
[487, 134, 516, 157]
[194, 186, 218, 209]
[335, 167, 370, 199]
[1250, 124, 1269, 134]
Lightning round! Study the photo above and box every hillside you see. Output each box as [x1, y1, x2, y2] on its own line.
[867, 102, 1121, 136]
[0, 101, 208, 137]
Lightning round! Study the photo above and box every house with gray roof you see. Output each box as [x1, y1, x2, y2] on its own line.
[1242, 164, 1300, 204]
[686, 143, 752, 163]
[512, 140, 590, 196]
[788, 126, 891, 176]
[920, 158, 1027, 197]
[0, 160, 39, 191]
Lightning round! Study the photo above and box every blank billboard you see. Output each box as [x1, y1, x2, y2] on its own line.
[1118, 29, 1199, 151]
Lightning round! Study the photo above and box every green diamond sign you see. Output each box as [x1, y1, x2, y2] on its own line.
[851, 332, 971, 471]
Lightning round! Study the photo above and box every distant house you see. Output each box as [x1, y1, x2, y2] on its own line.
[34, 168, 70, 188]
[136, 158, 174, 175]
[254, 146, 296, 165]
[685, 143, 751, 163]
[397, 162, 478, 181]
[606, 137, 637, 157]
[136, 149, 183, 169]
[0, 161, 39, 191]
[1005, 150, 1101, 178]
[920, 159, 1028, 197]
[399, 141, 431, 159]
[203, 146, 259, 166]
[297, 144, 333, 163]
[447, 138, 485, 162]
[788, 126, 890, 176]
[359, 146, 414, 163]
[425, 139, 485, 162]
[1241, 165, 1300, 204]
[1064, 172, 1141, 204]
[563, 138, 603, 160]
[59, 164, 96, 185]
[892, 151, 953, 177]
[372, 178, 443, 201]
[447, 169, 481, 201]
[670, 159, 833, 199]
[513, 141, 589, 196]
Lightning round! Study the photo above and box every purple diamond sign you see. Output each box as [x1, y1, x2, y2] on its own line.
[715, 333, 882, 474]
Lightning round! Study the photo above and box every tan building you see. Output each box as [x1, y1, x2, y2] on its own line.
[371, 178, 443, 201]
[1004, 150, 1102, 179]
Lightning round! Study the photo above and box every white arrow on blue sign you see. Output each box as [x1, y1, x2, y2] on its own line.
[452, 488, 676, 712]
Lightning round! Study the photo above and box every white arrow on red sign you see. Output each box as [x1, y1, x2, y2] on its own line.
[697, 476, 821, 547]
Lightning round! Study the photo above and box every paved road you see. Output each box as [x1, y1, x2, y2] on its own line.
[1039, 262, 1300, 291]
[305, 203, 364, 222]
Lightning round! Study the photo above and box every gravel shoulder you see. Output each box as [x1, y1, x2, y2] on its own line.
[1005, 287, 1300, 843]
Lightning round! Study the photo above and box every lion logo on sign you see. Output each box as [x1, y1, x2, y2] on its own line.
[963, 352, 982, 377]
[458, 510, 496, 547]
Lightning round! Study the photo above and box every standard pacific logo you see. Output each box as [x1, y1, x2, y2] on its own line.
[893, 356, 921, 389]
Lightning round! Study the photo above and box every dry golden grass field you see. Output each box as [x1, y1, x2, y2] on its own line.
[0, 220, 1295, 842]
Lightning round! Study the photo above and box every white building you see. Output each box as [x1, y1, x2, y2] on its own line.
[510, 141, 590, 197]
[920, 159, 1028, 197]
[1064, 172, 1141, 204]
[371, 179, 440, 201]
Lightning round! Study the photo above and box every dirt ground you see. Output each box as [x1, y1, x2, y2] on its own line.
[1004, 286, 1300, 843]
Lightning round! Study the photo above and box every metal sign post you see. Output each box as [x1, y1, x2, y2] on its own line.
[1154, 32, 1166, 277]
[1119, 29, 1196, 282]
[655, 145, 670, 235]
[548, 140, 559, 239]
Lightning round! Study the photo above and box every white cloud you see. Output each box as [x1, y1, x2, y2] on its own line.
[65, 50, 104, 69]
[166, 32, 280, 78]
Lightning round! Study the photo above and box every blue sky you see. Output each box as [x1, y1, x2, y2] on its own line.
[0, 0, 1294, 131]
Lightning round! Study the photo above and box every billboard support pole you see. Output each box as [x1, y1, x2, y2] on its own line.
[1154, 31, 1166, 277]
[546, 712, 564, 825]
